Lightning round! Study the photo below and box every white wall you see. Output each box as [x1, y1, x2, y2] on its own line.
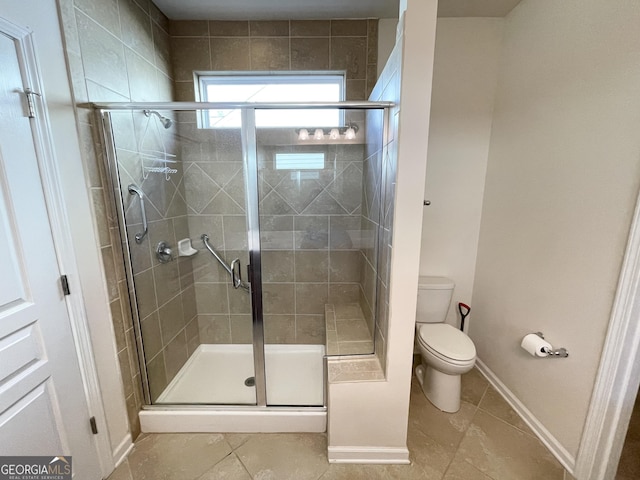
[472, 0, 640, 459]
[420, 18, 504, 328]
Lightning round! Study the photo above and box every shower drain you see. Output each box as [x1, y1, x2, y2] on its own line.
[244, 377, 255, 387]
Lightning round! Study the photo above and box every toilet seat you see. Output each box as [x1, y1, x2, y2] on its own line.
[417, 323, 476, 363]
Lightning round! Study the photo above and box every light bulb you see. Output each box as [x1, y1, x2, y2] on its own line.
[314, 128, 324, 140]
[329, 128, 340, 140]
[298, 128, 309, 140]
[345, 127, 356, 140]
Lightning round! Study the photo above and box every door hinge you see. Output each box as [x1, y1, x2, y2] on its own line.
[24, 88, 41, 119]
[60, 275, 71, 296]
[89, 416, 98, 435]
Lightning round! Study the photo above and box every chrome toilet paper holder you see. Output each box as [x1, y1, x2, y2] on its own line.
[534, 332, 569, 358]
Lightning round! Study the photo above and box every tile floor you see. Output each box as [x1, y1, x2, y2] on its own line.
[108, 368, 575, 480]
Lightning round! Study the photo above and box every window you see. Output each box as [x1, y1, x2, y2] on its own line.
[197, 73, 344, 128]
[274, 152, 325, 170]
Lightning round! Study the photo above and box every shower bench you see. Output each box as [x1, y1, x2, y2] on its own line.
[324, 303, 384, 383]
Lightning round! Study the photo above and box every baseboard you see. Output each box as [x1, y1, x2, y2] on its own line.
[475, 359, 576, 475]
[112, 434, 133, 467]
[327, 446, 410, 464]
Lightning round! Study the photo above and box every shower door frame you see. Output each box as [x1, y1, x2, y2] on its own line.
[95, 101, 394, 410]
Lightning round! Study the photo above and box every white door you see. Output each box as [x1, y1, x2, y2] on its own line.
[0, 19, 102, 480]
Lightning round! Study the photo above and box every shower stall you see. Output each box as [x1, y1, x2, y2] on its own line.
[95, 101, 391, 431]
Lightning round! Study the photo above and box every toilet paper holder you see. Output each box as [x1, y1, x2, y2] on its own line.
[533, 332, 569, 358]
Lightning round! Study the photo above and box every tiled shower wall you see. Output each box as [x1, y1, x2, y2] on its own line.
[114, 116, 199, 403]
[366, 42, 402, 374]
[169, 19, 379, 102]
[168, 19, 380, 347]
[58, 0, 178, 435]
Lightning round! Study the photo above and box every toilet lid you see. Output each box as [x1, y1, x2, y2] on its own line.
[418, 324, 476, 362]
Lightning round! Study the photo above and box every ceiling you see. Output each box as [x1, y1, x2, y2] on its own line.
[154, 0, 523, 20]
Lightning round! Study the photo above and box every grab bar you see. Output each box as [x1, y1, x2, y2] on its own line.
[128, 184, 148, 244]
[201, 234, 250, 291]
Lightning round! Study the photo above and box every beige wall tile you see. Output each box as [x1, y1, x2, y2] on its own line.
[120, 0, 154, 61]
[294, 216, 328, 250]
[296, 315, 325, 344]
[209, 21, 249, 37]
[295, 251, 329, 282]
[118, 348, 134, 398]
[149, 2, 169, 33]
[169, 20, 209, 37]
[140, 312, 163, 360]
[367, 20, 378, 64]
[76, 11, 129, 97]
[296, 283, 328, 314]
[264, 315, 295, 344]
[228, 285, 251, 314]
[182, 284, 198, 323]
[211, 37, 251, 70]
[329, 250, 362, 283]
[230, 315, 252, 344]
[250, 38, 289, 70]
[331, 20, 368, 37]
[170, 37, 211, 81]
[153, 262, 181, 305]
[329, 284, 360, 304]
[198, 314, 231, 343]
[146, 352, 167, 401]
[263, 283, 295, 315]
[164, 331, 188, 380]
[159, 295, 185, 344]
[153, 22, 172, 75]
[290, 38, 329, 70]
[250, 20, 289, 37]
[290, 20, 329, 37]
[262, 251, 294, 282]
[331, 37, 367, 79]
[75, 0, 121, 37]
[195, 283, 229, 313]
[346, 79, 366, 101]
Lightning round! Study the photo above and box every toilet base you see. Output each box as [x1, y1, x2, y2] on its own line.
[415, 364, 461, 413]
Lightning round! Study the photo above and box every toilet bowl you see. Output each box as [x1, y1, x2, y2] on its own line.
[414, 277, 476, 413]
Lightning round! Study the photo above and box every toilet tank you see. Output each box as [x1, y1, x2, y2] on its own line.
[416, 276, 455, 324]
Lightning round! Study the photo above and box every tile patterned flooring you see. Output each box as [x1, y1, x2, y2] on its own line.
[108, 368, 574, 480]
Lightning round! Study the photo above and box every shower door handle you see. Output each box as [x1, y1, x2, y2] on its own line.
[230, 258, 242, 289]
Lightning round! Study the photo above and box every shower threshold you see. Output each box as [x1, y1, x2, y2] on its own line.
[139, 344, 327, 433]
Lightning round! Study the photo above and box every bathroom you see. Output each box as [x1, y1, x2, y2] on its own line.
[1, 0, 639, 479]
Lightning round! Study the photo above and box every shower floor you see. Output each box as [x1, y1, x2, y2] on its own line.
[156, 344, 325, 406]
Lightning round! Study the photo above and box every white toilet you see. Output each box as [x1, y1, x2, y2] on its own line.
[414, 276, 476, 413]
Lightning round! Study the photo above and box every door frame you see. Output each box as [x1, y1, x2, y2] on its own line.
[0, 16, 114, 476]
[574, 188, 640, 478]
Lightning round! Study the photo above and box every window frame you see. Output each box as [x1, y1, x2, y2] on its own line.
[195, 71, 346, 129]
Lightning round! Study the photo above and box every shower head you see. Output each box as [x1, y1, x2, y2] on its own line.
[143, 109, 172, 129]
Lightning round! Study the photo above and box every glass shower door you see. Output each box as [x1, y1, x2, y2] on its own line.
[106, 109, 257, 405]
[254, 107, 377, 406]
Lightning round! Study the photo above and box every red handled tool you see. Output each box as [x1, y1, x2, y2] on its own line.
[458, 302, 471, 331]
